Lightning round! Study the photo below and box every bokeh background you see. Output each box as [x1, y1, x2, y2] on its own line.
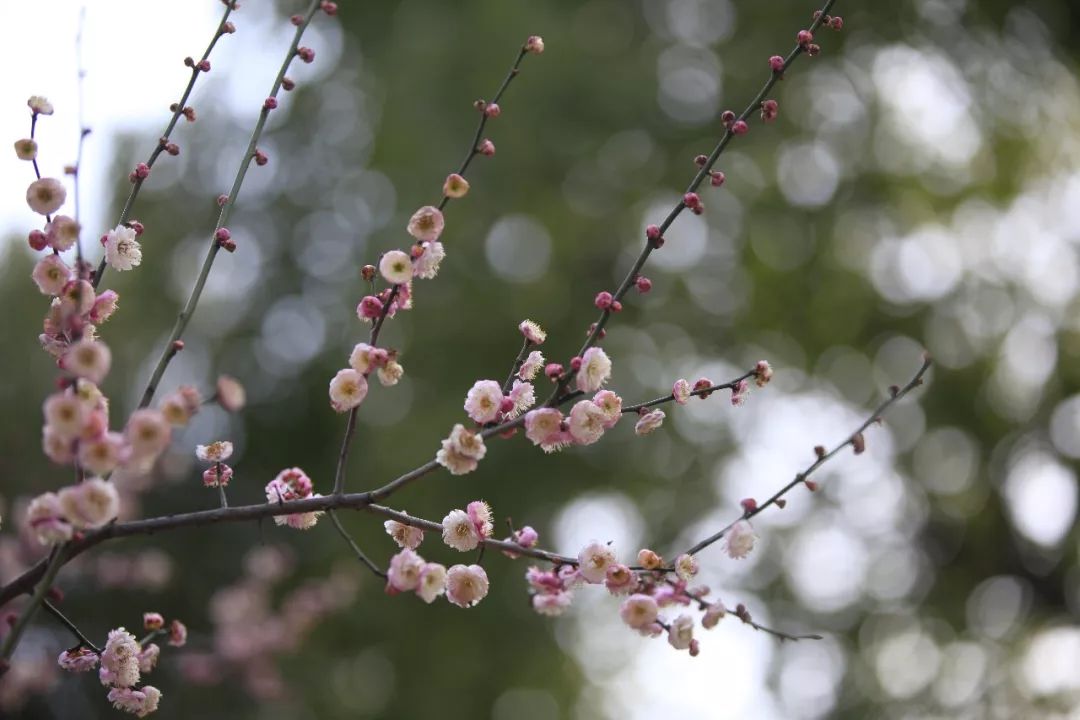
[3, 0, 1080, 717]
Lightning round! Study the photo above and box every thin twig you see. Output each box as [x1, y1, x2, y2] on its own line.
[42, 599, 101, 654]
[328, 510, 386, 579]
[676, 356, 932, 562]
[93, 1, 236, 290]
[548, 0, 839, 405]
[0, 545, 65, 663]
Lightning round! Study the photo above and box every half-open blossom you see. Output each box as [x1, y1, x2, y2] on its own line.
[467, 500, 493, 539]
[406, 206, 445, 242]
[417, 563, 447, 603]
[518, 319, 546, 345]
[576, 347, 612, 393]
[216, 375, 246, 412]
[725, 520, 756, 559]
[674, 553, 699, 582]
[27, 492, 73, 545]
[104, 225, 143, 271]
[525, 35, 545, 53]
[517, 350, 545, 381]
[61, 339, 112, 384]
[568, 400, 607, 446]
[125, 409, 172, 460]
[195, 441, 233, 463]
[412, 241, 445, 279]
[32, 255, 72, 296]
[388, 548, 425, 592]
[502, 525, 539, 558]
[435, 423, 487, 475]
[754, 360, 773, 387]
[59, 279, 95, 316]
[59, 477, 120, 529]
[523, 408, 571, 453]
[702, 603, 726, 629]
[168, 619, 187, 648]
[464, 380, 503, 424]
[28, 95, 55, 114]
[619, 594, 658, 629]
[731, 379, 749, 406]
[578, 541, 617, 583]
[26, 177, 66, 215]
[100, 627, 140, 688]
[506, 380, 535, 419]
[446, 564, 489, 608]
[143, 613, 164, 631]
[266, 467, 313, 500]
[385, 519, 424, 549]
[634, 409, 665, 436]
[673, 378, 692, 405]
[441, 509, 481, 552]
[348, 343, 376, 374]
[14, 138, 37, 161]
[668, 614, 694, 650]
[379, 249, 414, 284]
[443, 173, 470, 198]
[637, 548, 662, 570]
[202, 464, 233, 487]
[532, 591, 573, 616]
[58, 647, 99, 672]
[329, 368, 368, 412]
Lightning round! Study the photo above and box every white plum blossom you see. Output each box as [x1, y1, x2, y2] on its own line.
[435, 423, 487, 475]
[329, 368, 368, 412]
[388, 548, 426, 592]
[725, 520, 757, 559]
[619, 594, 659, 630]
[634, 409, 665, 436]
[104, 225, 142, 271]
[463, 379, 503, 424]
[506, 380, 535, 419]
[518, 350, 545, 381]
[195, 441, 233, 462]
[413, 241, 445, 279]
[576, 347, 612, 393]
[417, 563, 447, 603]
[673, 378, 692, 405]
[58, 477, 120, 529]
[567, 400, 606, 446]
[442, 509, 481, 552]
[668, 614, 695, 650]
[379, 249, 414, 285]
[385, 519, 424, 549]
[445, 564, 489, 608]
[578, 541, 617, 583]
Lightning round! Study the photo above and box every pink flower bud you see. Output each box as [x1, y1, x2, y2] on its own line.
[769, 55, 785, 72]
[297, 46, 315, 63]
[282, 77, 296, 91]
[693, 154, 708, 166]
[807, 43, 821, 56]
[740, 498, 758, 513]
[253, 149, 268, 166]
[290, 14, 304, 26]
[134, 163, 151, 180]
[544, 363, 563, 380]
[216, 194, 229, 207]
[646, 224, 662, 242]
[797, 30, 813, 47]
[478, 139, 496, 156]
[28, 229, 48, 251]
[164, 142, 180, 156]
[710, 171, 726, 187]
[635, 276, 652, 293]
[683, 192, 701, 210]
[804, 479, 818, 492]
[594, 291, 613, 309]
[321, 1, 338, 14]
[830, 16, 844, 30]
[214, 228, 231, 243]
[732, 120, 748, 135]
[196, 59, 211, 72]
[223, 21, 236, 33]
[570, 356, 582, 371]
[761, 99, 779, 123]
[484, 102, 501, 118]
[524, 35, 545, 54]
[263, 97, 278, 110]
[610, 300, 622, 312]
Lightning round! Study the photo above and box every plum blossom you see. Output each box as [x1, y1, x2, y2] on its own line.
[506, 380, 535, 419]
[518, 319, 546, 344]
[674, 553, 699, 582]
[467, 500, 494, 538]
[576, 347, 612, 393]
[32, 255, 72, 296]
[195, 441, 233, 463]
[592, 390, 622, 428]
[78, 433, 128, 475]
[578, 541, 617, 583]
[58, 477, 120, 529]
[634, 409, 665, 436]
[532, 592, 573, 616]
[216, 375, 246, 412]
[61, 339, 112, 384]
[517, 350, 545, 381]
[26, 492, 73, 545]
[702, 603, 726, 629]
[412, 241, 445, 279]
[104, 225, 142, 271]
[441, 509, 481, 552]
[377, 360, 404, 387]
[107, 685, 162, 716]
[673, 378, 692, 405]
[26, 177, 66, 215]
[725, 520, 756, 559]
[417, 563, 447, 603]
[379, 249, 414, 284]
[443, 173, 469, 198]
[406, 205, 445, 242]
[605, 564, 636, 595]
[385, 519, 424, 549]
[435, 423, 486, 475]
[619, 594, 658, 629]
[668, 614, 694, 650]
[445, 564, 489, 608]
[100, 627, 140, 688]
[464, 380, 503, 424]
[329, 368, 368, 412]
[58, 647, 99, 672]
[125, 409, 171, 461]
[524, 408, 571, 453]
[388, 549, 425, 592]
[266, 468, 323, 530]
[568, 399, 606, 446]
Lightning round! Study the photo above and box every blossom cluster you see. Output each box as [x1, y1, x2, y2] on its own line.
[57, 613, 186, 716]
[264, 467, 323, 529]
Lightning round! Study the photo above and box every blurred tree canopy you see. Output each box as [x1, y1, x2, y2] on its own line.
[3, 0, 1080, 717]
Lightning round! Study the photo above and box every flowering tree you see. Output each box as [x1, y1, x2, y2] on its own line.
[1, 0, 1013, 716]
